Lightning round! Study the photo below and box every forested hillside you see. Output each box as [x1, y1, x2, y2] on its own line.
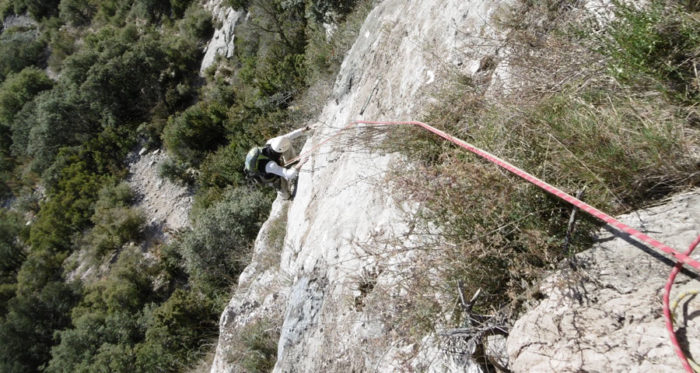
[0, 0, 361, 371]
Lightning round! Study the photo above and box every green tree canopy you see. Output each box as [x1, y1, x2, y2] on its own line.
[0, 281, 79, 373]
[0, 27, 46, 81]
[179, 186, 272, 291]
[0, 67, 53, 125]
[163, 102, 229, 166]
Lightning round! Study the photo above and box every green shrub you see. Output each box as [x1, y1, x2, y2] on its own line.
[92, 0, 134, 26]
[0, 68, 52, 169]
[71, 247, 156, 315]
[258, 52, 306, 99]
[0, 283, 16, 315]
[140, 289, 218, 368]
[0, 26, 46, 81]
[158, 157, 194, 185]
[0, 281, 80, 373]
[0, 141, 13, 196]
[136, 118, 168, 149]
[26, 176, 99, 261]
[56, 24, 200, 124]
[179, 186, 273, 291]
[47, 247, 160, 373]
[129, 0, 170, 22]
[304, 0, 373, 84]
[133, 337, 173, 373]
[13, 0, 61, 19]
[228, 0, 307, 105]
[23, 88, 99, 172]
[602, 0, 700, 103]
[46, 23, 80, 70]
[58, 44, 98, 87]
[226, 0, 248, 10]
[198, 143, 245, 190]
[50, 287, 218, 373]
[162, 102, 229, 166]
[79, 29, 169, 122]
[17, 142, 117, 294]
[17, 82, 134, 175]
[83, 183, 145, 260]
[59, 0, 97, 26]
[92, 207, 145, 249]
[90, 342, 137, 373]
[0, 67, 53, 125]
[47, 311, 143, 373]
[0, 210, 25, 284]
[169, 0, 195, 19]
[94, 181, 135, 209]
[47, 244, 183, 372]
[179, 4, 214, 42]
[228, 319, 279, 372]
[0, 0, 12, 18]
[129, 0, 195, 22]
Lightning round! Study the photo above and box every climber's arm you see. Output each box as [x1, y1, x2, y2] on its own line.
[281, 127, 307, 141]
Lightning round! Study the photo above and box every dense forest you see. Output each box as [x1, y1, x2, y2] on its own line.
[0, 0, 362, 371]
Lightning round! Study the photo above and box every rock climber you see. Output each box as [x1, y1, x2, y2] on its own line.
[244, 125, 312, 198]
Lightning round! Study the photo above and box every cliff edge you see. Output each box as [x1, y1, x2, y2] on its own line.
[211, 0, 512, 371]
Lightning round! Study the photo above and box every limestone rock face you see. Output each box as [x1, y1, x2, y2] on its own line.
[200, 0, 243, 74]
[210, 0, 512, 371]
[210, 199, 291, 373]
[507, 189, 700, 372]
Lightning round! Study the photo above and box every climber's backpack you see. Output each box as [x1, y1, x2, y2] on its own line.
[244, 147, 275, 183]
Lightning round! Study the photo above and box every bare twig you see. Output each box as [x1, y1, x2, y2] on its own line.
[442, 285, 508, 352]
[360, 79, 380, 116]
[457, 280, 469, 312]
[563, 187, 587, 253]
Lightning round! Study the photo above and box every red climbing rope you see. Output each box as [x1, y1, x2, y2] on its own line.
[291, 119, 699, 371]
[300, 120, 700, 270]
[664, 234, 700, 372]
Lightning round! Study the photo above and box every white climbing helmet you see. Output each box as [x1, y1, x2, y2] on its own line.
[268, 136, 291, 154]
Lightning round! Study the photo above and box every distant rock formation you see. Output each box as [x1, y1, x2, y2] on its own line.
[200, 0, 244, 74]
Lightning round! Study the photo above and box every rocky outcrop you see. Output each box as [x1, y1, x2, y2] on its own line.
[128, 148, 192, 243]
[211, 0, 513, 371]
[507, 189, 700, 372]
[200, 0, 244, 74]
[1, 14, 36, 31]
[210, 199, 291, 373]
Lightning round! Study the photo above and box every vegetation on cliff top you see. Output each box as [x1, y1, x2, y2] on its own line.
[385, 0, 699, 348]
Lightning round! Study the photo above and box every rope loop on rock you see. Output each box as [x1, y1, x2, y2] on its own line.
[664, 235, 700, 372]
